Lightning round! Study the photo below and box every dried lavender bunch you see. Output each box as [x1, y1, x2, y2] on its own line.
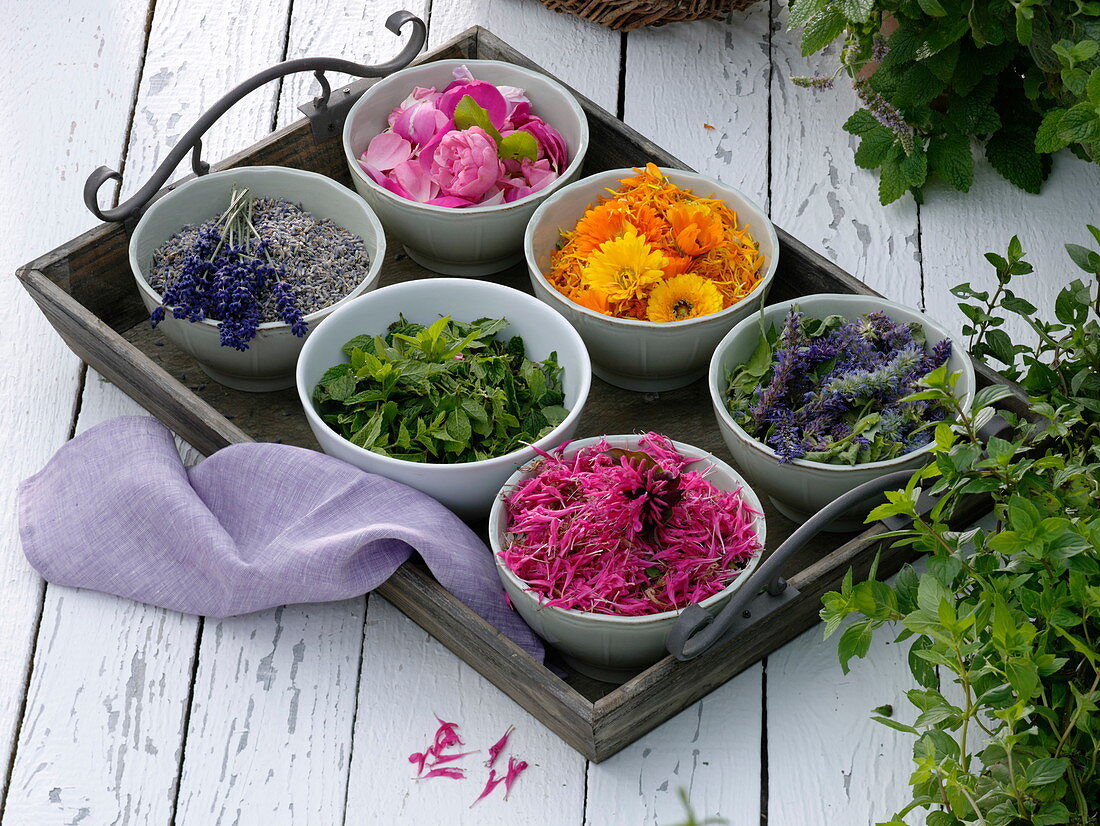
[149, 187, 308, 351]
[725, 309, 952, 464]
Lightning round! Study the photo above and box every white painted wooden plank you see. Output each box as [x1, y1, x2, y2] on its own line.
[338, 5, 601, 822]
[0, 0, 150, 802]
[770, 7, 922, 306]
[766, 623, 914, 825]
[344, 598, 587, 824]
[921, 154, 1100, 344]
[118, 0, 292, 199]
[174, 601, 365, 826]
[625, 8, 772, 205]
[610, 13, 771, 824]
[172, 9, 406, 823]
[428, 0, 620, 114]
[2, 374, 201, 826]
[585, 667, 762, 826]
[275, 0, 432, 130]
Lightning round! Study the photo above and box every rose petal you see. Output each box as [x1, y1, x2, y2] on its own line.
[363, 132, 412, 172]
[390, 160, 437, 203]
[357, 158, 387, 185]
[427, 194, 475, 208]
[438, 81, 508, 129]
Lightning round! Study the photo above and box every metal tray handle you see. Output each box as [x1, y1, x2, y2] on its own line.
[666, 414, 1011, 661]
[83, 10, 426, 224]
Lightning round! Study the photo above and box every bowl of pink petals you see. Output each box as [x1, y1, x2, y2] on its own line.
[343, 60, 589, 276]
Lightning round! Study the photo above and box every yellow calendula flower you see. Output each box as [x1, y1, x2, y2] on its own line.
[580, 230, 668, 303]
[646, 273, 725, 322]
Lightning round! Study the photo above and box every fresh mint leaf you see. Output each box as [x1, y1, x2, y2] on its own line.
[985, 126, 1048, 193]
[928, 133, 973, 191]
[313, 315, 566, 464]
[800, 9, 847, 56]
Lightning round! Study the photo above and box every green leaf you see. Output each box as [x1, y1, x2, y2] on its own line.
[854, 124, 899, 170]
[878, 155, 909, 205]
[928, 134, 973, 191]
[985, 127, 1048, 194]
[838, 619, 875, 673]
[839, 0, 873, 22]
[800, 10, 847, 56]
[1025, 757, 1069, 785]
[498, 131, 538, 162]
[453, 95, 502, 142]
[972, 384, 1014, 411]
[787, 0, 826, 30]
[1035, 109, 1071, 154]
[1066, 243, 1100, 273]
[1058, 103, 1100, 144]
[916, 0, 946, 16]
[326, 371, 357, 402]
[898, 146, 928, 188]
[1033, 801, 1071, 826]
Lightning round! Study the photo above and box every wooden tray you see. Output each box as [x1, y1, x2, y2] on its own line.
[15, 26, 1024, 762]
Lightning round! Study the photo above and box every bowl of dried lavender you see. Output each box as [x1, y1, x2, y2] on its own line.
[709, 294, 975, 530]
[129, 166, 385, 391]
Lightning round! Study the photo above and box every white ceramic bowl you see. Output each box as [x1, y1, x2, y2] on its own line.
[524, 167, 779, 392]
[489, 434, 766, 683]
[709, 293, 976, 530]
[130, 166, 386, 392]
[296, 278, 592, 517]
[343, 59, 589, 276]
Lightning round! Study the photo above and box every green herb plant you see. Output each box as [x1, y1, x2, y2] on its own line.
[789, 1, 1100, 203]
[821, 228, 1100, 825]
[312, 315, 567, 464]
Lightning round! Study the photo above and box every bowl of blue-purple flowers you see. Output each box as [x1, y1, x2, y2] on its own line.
[129, 166, 385, 391]
[709, 293, 975, 530]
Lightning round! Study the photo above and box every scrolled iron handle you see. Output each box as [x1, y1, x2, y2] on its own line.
[83, 10, 426, 223]
[666, 413, 1012, 661]
[666, 468, 917, 661]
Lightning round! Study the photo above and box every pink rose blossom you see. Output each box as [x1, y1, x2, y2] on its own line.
[358, 66, 568, 208]
[429, 127, 502, 201]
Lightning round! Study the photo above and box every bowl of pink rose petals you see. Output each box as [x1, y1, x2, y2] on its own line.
[343, 60, 589, 276]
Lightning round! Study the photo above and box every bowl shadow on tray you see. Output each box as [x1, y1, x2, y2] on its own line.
[122, 228, 858, 695]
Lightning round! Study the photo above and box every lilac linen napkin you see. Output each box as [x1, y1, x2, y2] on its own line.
[18, 416, 542, 659]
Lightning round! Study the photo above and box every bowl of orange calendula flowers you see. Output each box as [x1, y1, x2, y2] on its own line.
[524, 164, 778, 391]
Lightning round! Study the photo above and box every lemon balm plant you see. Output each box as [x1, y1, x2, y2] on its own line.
[789, 1, 1100, 204]
[821, 229, 1100, 825]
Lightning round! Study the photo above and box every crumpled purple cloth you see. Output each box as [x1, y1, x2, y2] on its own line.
[18, 416, 542, 660]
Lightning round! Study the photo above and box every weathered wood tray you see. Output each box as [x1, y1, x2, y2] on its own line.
[16, 26, 1024, 762]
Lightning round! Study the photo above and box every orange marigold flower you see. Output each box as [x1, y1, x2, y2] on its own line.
[646, 273, 725, 323]
[667, 202, 725, 257]
[572, 288, 613, 315]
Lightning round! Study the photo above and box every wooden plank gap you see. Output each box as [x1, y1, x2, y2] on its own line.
[0, 578, 47, 817]
[113, 0, 161, 209]
[615, 32, 627, 121]
[165, 616, 206, 826]
[269, 0, 297, 132]
[338, 596, 371, 826]
[759, 657, 769, 826]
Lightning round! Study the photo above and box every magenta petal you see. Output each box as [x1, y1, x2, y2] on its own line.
[411, 106, 448, 146]
[418, 121, 455, 171]
[356, 158, 387, 185]
[508, 101, 532, 126]
[520, 118, 567, 170]
[364, 132, 412, 172]
[391, 160, 436, 203]
[381, 177, 414, 201]
[438, 81, 508, 128]
[427, 194, 475, 208]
